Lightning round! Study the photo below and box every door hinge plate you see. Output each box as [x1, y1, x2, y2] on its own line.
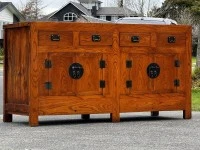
[100, 60, 105, 68]
[175, 60, 180, 67]
[174, 79, 180, 87]
[45, 82, 52, 89]
[126, 80, 132, 88]
[126, 60, 132, 68]
[45, 59, 52, 68]
[100, 80, 105, 88]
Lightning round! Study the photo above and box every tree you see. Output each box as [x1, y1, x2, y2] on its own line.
[20, 0, 47, 21]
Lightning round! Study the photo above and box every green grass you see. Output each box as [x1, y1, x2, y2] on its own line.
[192, 89, 200, 111]
[192, 57, 196, 64]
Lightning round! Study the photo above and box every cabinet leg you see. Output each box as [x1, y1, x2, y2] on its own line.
[29, 114, 39, 127]
[3, 113, 13, 122]
[151, 111, 159, 117]
[81, 114, 90, 120]
[183, 110, 191, 119]
[110, 113, 120, 122]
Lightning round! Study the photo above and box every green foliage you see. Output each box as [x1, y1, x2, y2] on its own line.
[0, 48, 4, 56]
[192, 89, 200, 111]
[192, 67, 200, 89]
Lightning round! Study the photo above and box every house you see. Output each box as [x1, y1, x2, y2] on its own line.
[0, 2, 25, 48]
[44, 0, 136, 22]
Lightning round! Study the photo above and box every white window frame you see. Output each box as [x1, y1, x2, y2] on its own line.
[63, 12, 77, 22]
[100, 15, 106, 20]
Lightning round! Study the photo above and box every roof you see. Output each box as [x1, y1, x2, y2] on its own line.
[0, 2, 25, 21]
[48, 1, 91, 19]
[78, 0, 102, 3]
[96, 7, 136, 16]
[0, 2, 10, 11]
[81, 14, 110, 23]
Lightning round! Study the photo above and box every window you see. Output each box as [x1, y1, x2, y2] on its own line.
[63, 12, 77, 22]
[100, 15, 106, 20]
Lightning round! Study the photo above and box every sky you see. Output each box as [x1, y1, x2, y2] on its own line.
[1, 0, 164, 15]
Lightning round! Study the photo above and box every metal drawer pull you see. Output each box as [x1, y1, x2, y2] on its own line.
[168, 36, 176, 43]
[131, 36, 140, 43]
[92, 35, 101, 42]
[51, 34, 60, 41]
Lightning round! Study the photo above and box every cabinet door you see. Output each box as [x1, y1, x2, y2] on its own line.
[76, 53, 103, 95]
[49, 53, 76, 96]
[129, 54, 153, 94]
[153, 54, 177, 93]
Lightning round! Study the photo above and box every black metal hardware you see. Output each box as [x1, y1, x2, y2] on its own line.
[100, 60, 105, 68]
[147, 63, 160, 79]
[131, 36, 140, 43]
[175, 60, 180, 67]
[174, 79, 180, 87]
[45, 82, 52, 90]
[168, 36, 176, 43]
[51, 34, 60, 41]
[100, 80, 105, 88]
[69, 63, 84, 79]
[126, 80, 132, 88]
[92, 35, 101, 42]
[45, 59, 52, 68]
[126, 60, 132, 68]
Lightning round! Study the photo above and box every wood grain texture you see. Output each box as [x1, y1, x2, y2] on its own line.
[39, 96, 113, 115]
[3, 28, 13, 122]
[153, 54, 177, 93]
[120, 93, 185, 112]
[120, 33, 151, 47]
[4, 22, 192, 126]
[29, 23, 39, 126]
[49, 53, 76, 96]
[79, 32, 113, 46]
[38, 31, 73, 47]
[183, 28, 192, 119]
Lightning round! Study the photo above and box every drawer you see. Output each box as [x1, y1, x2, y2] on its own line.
[120, 33, 151, 47]
[38, 31, 73, 47]
[157, 33, 186, 48]
[79, 32, 113, 46]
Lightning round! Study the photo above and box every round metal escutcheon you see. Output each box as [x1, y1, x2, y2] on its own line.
[69, 63, 84, 79]
[147, 63, 160, 79]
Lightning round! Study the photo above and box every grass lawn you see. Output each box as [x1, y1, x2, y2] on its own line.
[192, 89, 200, 111]
[192, 57, 196, 64]
[0, 63, 3, 69]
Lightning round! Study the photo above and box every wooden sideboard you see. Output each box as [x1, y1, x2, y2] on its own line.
[3, 22, 192, 126]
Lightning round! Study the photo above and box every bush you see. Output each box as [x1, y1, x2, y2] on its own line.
[192, 67, 200, 89]
[0, 48, 4, 56]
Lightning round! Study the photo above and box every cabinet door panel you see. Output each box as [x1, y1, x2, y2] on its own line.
[76, 53, 103, 95]
[49, 53, 76, 96]
[154, 54, 177, 93]
[129, 54, 153, 94]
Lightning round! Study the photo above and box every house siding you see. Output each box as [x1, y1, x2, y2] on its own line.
[0, 8, 13, 22]
[50, 4, 85, 21]
[0, 8, 13, 39]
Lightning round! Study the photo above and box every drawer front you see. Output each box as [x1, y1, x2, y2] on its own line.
[157, 33, 186, 48]
[79, 32, 113, 46]
[38, 31, 73, 47]
[120, 33, 151, 47]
